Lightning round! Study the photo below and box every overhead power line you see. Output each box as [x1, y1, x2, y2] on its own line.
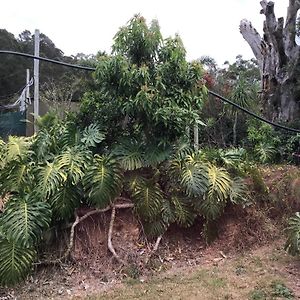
[208, 91, 300, 134]
[0, 50, 96, 71]
[1, 50, 300, 134]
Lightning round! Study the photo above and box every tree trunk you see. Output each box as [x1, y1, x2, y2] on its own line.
[240, 0, 300, 122]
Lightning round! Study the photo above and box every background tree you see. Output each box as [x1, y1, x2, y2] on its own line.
[240, 0, 300, 123]
[199, 55, 260, 147]
[0, 30, 94, 105]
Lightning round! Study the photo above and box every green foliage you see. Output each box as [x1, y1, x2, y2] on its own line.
[0, 115, 107, 284]
[0, 237, 36, 286]
[254, 142, 276, 163]
[0, 15, 257, 286]
[113, 141, 144, 171]
[285, 212, 300, 256]
[169, 154, 208, 197]
[84, 155, 123, 207]
[132, 179, 164, 221]
[79, 15, 206, 144]
[1, 195, 51, 247]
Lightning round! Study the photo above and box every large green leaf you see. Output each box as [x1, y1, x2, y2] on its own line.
[197, 196, 226, 221]
[285, 212, 300, 256]
[35, 161, 66, 200]
[206, 164, 231, 202]
[219, 148, 246, 168]
[80, 124, 105, 148]
[0, 160, 33, 194]
[113, 141, 144, 171]
[180, 163, 208, 197]
[0, 237, 36, 286]
[132, 179, 164, 221]
[50, 184, 81, 220]
[56, 147, 91, 185]
[84, 155, 123, 207]
[194, 164, 232, 221]
[144, 143, 171, 167]
[229, 177, 249, 205]
[4, 136, 32, 163]
[0, 195, 52, 247]
[171, 196, 195, 227]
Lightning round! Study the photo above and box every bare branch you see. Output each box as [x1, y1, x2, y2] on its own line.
[239, 20, 263, 62]
[284, 0, 300, 54]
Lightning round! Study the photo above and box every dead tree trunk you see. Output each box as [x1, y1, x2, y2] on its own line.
[240, 0, 300, 122]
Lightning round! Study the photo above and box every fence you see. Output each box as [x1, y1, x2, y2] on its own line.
[0, 110, 26, 139]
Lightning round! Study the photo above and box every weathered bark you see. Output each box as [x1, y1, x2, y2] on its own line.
[240, 0, 300, 122]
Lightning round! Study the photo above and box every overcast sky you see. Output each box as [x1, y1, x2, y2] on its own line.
[0, 0, 289, 65]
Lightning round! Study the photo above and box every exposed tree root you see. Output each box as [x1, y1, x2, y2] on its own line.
[107, 206, 125, 265]
[144, 235, 163, 265]
[36, 201, 134, 265]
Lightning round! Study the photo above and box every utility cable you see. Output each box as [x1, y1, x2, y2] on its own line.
[0, 50, 96, 71]
[208, 90, 300, 134]
[1, 50, 300, 133]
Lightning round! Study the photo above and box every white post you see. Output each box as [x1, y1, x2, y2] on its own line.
[34, 29, 40, 133]
[26, 69, 30, 103]
[194, 124, 199, 151]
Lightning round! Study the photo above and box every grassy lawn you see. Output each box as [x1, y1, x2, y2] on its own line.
[83, 244, 297, 300]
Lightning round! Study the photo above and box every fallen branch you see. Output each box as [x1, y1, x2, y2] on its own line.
[107, 206, 125, 264]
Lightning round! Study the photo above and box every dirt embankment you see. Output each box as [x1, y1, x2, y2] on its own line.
[1, 165, 300, 299]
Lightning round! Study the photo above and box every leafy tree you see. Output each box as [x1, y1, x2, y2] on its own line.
[79, 15, 207, 145]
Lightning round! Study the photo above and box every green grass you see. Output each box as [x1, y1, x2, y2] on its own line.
[74, 244, 296, 300]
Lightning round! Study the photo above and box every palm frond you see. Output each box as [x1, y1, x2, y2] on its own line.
[84, 155, 123, 207]
[0, 237, 36, 285]
[0, 195, 51, 247]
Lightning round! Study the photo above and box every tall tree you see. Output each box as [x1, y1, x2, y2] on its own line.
[240, 0, 300, 123]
